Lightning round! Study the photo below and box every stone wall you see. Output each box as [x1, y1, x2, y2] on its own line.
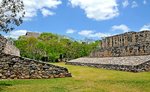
[91, 42, 150, 57]
[101, 31, 150, 48]
[0, 35, 7, 53]
[0, 53, 71, 79]
[66, 60, 150, 72]
[0, 35, 71, 79]
[90, 31, 150, 57]
[3, 41, 20, 56]
[0, 35, 20, 56]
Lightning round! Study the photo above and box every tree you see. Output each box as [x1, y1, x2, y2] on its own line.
[0, 0, 25, 32]
[38, 33, 58, 41]
[15, 32, 100, 62]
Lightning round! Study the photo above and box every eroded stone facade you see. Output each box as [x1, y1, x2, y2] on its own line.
[25, 32, 40, 38]
[90, 30, 150, 57]
[0, 35, 20, 56]
[3, 41, 20, 56]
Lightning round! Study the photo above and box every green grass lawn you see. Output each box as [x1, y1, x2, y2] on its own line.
[0, 63, 150, 92]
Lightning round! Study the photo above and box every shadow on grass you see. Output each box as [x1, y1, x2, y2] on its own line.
[0, 83, 12, 92]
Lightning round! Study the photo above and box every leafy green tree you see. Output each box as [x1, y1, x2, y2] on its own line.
[38, 33, 58, 41]
[15, 32, 100, 62]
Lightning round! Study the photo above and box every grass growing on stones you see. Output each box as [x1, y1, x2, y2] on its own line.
[0, 63, 150, 92]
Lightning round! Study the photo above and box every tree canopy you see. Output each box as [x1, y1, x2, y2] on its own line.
[0, 0, 25, 32]
[15, 33, 100, 62]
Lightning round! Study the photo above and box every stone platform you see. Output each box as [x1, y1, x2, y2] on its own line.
[0, 53, 71, 79]
[66, 55, 150, 72]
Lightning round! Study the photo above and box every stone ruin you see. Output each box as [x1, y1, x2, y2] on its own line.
[67, 31, 150, 72]
[90, 30, 150, 57]
[0, 35, 71, 79]
[0, 35, 20, 56]
[25, 32, 40, 38]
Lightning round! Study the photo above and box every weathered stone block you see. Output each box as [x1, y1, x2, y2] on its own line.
[0, 35, 20, 56]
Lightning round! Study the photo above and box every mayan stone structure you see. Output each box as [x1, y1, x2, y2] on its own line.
[90, 30, 150, 57]
[25, 32, 40, 38]
[0, 35, 20, 56]
[67, 31, 150, 72]
[0, 35, 71, 79]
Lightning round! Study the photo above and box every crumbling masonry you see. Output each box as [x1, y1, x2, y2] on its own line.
[90, 31, 150, 57]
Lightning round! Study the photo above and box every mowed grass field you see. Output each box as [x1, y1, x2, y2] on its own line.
[0, 63, 150, 92]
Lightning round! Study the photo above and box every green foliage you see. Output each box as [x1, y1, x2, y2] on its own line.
[14, 33, 99, 62]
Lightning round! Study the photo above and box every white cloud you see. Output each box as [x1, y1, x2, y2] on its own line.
[140, 24, 150, 31]
[112, 24, 130, 32]
[22, 0, 61, 19]
[89, 32, 111, 38]
[122, 0, 129, 8]
[5, 30, 27, 39]
[131, 1, 138, 8]
[143, 0, 147, 4]
[66, 29, 76, 34]
[78, 30, 93, 36]
[41, 8, 55, 17]
[78, 30, 110, 38]
[69, 0, 119, 21]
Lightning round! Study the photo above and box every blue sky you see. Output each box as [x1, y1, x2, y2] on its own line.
[1, 0, 150, 40]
